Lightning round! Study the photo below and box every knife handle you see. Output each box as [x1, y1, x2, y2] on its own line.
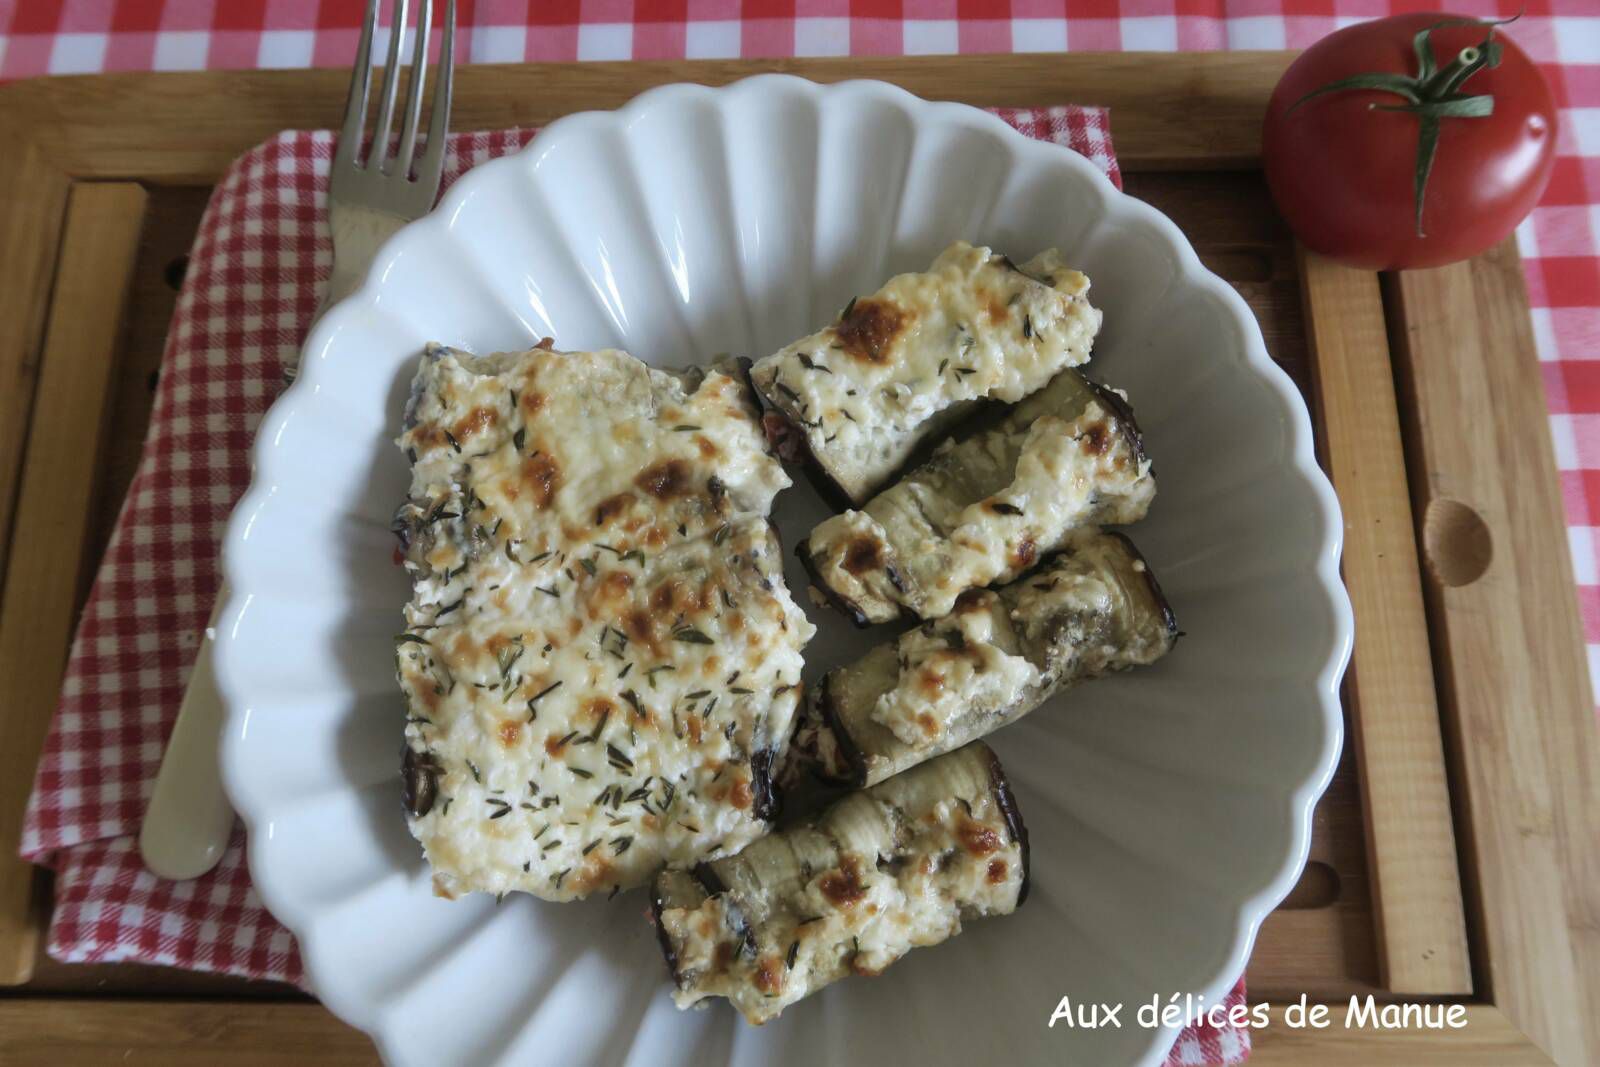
[138, 592, 236, 880]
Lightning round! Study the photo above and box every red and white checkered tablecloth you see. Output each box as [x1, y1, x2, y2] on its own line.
[6, 3, 1597, 1065]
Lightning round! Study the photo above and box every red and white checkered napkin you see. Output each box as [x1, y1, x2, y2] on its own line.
[17, 108, 1242, 1065]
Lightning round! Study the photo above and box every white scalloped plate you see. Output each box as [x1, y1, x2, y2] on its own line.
[216, 75, 1351, 1067]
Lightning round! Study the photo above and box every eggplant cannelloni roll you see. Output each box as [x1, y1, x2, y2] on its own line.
[799, 368, 1154, 625]
[791, 531, 1176, 789]
[750, 241, 1102, 506]
[651, 742, 1027, 1024]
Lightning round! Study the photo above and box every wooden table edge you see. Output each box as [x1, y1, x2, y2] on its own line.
[0, 51, 1294, 182]
[0, 998, 1554, 1065]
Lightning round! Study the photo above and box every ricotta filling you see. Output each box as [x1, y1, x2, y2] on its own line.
[871, 593, 1037, 748]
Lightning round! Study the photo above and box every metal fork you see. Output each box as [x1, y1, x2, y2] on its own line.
[139, 0, 456, 881]
[314, 0, 457, 340]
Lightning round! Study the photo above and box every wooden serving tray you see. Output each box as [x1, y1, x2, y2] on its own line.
[1, 52, 1596, 1065]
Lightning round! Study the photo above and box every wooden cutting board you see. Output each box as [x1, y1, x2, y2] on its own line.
[0, 52, 1595, 1066]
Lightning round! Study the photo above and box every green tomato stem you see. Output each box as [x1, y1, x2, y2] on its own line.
[1289, 18, 1509, 237]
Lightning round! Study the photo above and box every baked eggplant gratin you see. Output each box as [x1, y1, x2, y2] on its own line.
[395, 343, 813, 901]
[392, 240, 1179, 1022]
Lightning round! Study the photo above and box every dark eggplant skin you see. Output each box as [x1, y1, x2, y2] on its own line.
[1081, 374, 1149, 467]
[812, 673, 869, 788]
[400, 745, 440, 817]
[795, 534, 920, 630]
[795, 538, 872, 629]
[648, 895, 677, 983]
[649, 876, 692, 988]
[759, 399, 999, 513]
[1103, 530, 1179, 640]
[748, 748, 781, 823]
[981, 744, 1031, 907]
[738, 356, 860, 512]
[760, 407, 860, 513]
[650, 863, 760, 987]
[747, 515, 792, 825]
[650, 864, 748, 990]
[691, 860, 728, 897]
[729, 357, 765, 432]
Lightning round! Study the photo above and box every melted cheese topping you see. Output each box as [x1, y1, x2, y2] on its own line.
[395, 345, 813, 901]
[658, 761, 1023, 1024]
[871, 593, 1036, 748]
[750, 241, 1101, 501]
[806, 388, 1154, 622]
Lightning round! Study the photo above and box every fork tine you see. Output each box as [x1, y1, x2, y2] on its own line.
[415, 0, 455, 192]
[335, 0, 381, 171]
[391, 0, 433, 179]
[368, 0, 411, 174]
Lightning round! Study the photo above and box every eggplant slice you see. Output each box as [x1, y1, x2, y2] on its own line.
[791, 531, 1177, 789]
[651, 742, 1027, 1024]
[749, 241, 1102, 506]
[800, 368, 1154, 625]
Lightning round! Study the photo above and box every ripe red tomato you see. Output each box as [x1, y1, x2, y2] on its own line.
[1262, 14, 1556, 270]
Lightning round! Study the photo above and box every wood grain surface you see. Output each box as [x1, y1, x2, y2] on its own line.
[0, 999, 1552, 1065]
[0, 184, 148, 986]
[1248, 745, 1380, 1000]
[1299, 249, 1472, 995]
[89, 187, 211, 582]
[1387, 242, 1600, 1067]
[0, 52, 1291, 184]
[0, 119, 72, 599]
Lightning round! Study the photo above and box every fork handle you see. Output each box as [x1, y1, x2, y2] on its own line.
[138, 592, 235, 880]
[322, 204, 413, 318]
[292, 204, 413, 383]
